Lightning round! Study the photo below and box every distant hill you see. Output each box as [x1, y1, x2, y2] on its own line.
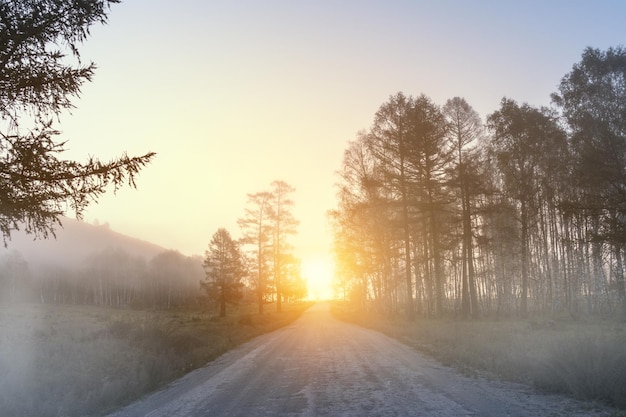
[0, 217, 167, 269]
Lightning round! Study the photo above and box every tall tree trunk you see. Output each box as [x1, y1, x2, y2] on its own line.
[464, 188, 479, 318]
[403, 218, 414, 320]
[413, 231, 424, 316]
[460, 174, 471, 317]
[220, 291, 226, 317]
[257, 237, 264, 315]
[461, 240, 470, 317]
[276, 229, 282, 314]
[399, 150, 414, 320]
[276, 276, 282, 313]
[219, 276, 227, 317]
[615, 246, 626, 319]
[520, 202, 529, 318]
[431, 207, 444, 317]
[423, 236, 433, 317]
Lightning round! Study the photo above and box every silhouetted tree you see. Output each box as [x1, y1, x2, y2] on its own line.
[331, 134, 396, 312]
[238, 191, 273, 314]
[443, 97, 484, 317]
[0, 0, 154, 243]
[406, 95, 451, 317]
[366, 92, 419, 319]
[334, 94, 450, 317]
[202, 228, 245, 317]
[269, 180, 298, 312]
[367, 93, 451, 318]
[553, 46, 626, 316]
[487, 99, 567, 317]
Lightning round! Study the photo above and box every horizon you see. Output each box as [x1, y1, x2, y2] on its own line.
[1, 216, 336, 300]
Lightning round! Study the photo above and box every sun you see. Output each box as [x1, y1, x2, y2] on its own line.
[301, 254, 335, 300]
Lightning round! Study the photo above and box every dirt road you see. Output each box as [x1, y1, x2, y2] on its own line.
[107, 303, 612, 416]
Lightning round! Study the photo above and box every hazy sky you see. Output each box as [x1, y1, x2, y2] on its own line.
[57, 1, 625, 296]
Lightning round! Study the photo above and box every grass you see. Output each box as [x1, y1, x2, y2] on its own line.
[332, 302, 626, 410]
[0, 301, 311, 417]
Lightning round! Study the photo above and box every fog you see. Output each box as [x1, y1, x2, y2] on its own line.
[1, 217, 165, 269]
[0, 219, 209, 416]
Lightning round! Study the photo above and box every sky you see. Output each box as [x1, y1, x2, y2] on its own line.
[56, 0, 626, 298]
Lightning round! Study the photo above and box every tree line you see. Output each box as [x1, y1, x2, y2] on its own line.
[331, 46, 626, 320]
[0, 179, 308, 314]
[202, 180, 307, 317]
[0, 248, 203, 308]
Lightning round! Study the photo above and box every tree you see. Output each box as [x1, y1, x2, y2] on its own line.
[553, 47, 626, 217]
[331, 134, 397, 312]
[366, 92, 419, 319]
[202, 228, 245, 317]
[406, 95, 451, 317]
[366, 93, 451, 318]
[269, 180, 298, 313]
[147, 250, 203, 309]
[238, 191, 273, 314]
[442, 97, 484, 318]
[553, 46, 626, 316]
[334, 94, 450, 318]
[487, 99, 567, 317]
[82, 247, 146, 307]
[0, 0, 155, 243]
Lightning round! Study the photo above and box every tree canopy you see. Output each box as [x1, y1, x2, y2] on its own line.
[0, 0, 154, 242]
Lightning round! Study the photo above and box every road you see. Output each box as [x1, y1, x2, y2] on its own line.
[108, 303, 611, 417]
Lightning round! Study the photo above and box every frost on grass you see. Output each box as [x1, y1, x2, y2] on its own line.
[0, 302, 309, 417]
[0, 304, 148, 417]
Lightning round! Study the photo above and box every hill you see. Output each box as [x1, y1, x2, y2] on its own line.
[1, 217, 167, 269]
[0, 217, 203, 307]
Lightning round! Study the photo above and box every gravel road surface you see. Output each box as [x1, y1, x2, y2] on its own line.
[107, 303, 613, 416]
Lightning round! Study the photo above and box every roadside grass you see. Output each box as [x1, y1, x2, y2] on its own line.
[332, 302, 626, 410]
[0, 301, 311, 417]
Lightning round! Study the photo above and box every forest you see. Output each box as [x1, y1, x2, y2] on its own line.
[0, 246, 204, 308]
[331, 46, 626, 320]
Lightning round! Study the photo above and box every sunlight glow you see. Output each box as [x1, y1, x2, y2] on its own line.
[301, 255, 335, 300]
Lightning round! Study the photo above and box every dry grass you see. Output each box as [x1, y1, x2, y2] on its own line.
[332, 302, 626, 410]
[0, 302, 311, 417]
